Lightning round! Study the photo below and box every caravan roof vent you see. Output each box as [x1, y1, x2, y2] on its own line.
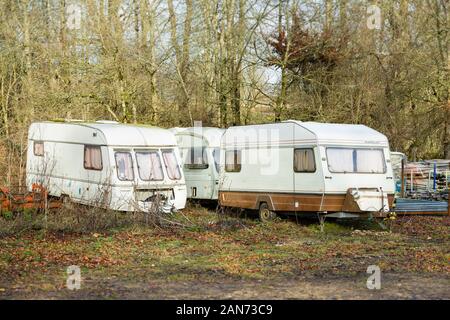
[51, 118, 85, 123]
[96, 120, 120, 124]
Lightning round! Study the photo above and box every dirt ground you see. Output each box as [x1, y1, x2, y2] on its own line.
[1, 273, 449, 300]
[0, 207, 449, 300]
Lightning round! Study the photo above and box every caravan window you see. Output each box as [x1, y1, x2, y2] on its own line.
[115, 152, 134, 181]
[212, 148, 220, 173]
[225, 150, 241, 172]
[326, 148, 386, 173]
[136, 151, 164, 181]
[294, 148, 316, 172]
[34, 141, 44, 157]
[84, 146, 103, 170]
[356, 149, 386, 173]
[185, 147, 208, 169]
[162, 149, 182, 180]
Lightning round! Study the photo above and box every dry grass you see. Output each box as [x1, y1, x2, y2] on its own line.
[1, 205, 448, 288]
[0, 198, 206, 236]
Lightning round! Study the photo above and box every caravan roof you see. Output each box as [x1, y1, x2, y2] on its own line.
[286, 121, 388, 145]
[29, 121, 177, 147]
[222, 121, 389, 147]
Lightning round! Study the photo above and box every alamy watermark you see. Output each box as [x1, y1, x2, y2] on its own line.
[366, 265, 381, 290]
[66, 4, 82, 30]
[367, 5, 382, 30]
[66, 265, 81, 290]
[191, 120, 281, 175]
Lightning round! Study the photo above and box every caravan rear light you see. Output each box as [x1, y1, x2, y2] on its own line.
[351, 190, 361, 200]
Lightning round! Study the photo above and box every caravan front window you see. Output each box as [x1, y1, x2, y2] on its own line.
[162, 149, 182, 180]
[136, 151, 164, 181]
[326, 148, 386, 173]
[115, 152, 134, 181]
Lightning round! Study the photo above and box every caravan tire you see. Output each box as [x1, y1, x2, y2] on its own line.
[259, 203, 277, 222]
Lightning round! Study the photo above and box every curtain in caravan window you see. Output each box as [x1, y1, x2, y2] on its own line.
[84, 146, 103, 170]
[162, 149, 181, 180]
[115, 152, 134, 181]
[326, 148, 354, 173]
[294, 149, 315, 172]
[326, 148, 386, 173]
[136, 151, 164, 181]
[185, 147, 208, 168]
[225, 150, 241, 172]
[34, 142, 44, 156]
[356, 149, 385, 173]
[225, 150, 234, 172]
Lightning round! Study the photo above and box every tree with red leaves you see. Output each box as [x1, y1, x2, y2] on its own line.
[267, 14, 347, 75]
[265, 10, 349, 120]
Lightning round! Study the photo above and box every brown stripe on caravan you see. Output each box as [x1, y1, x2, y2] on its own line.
[219, 191, 395, 214]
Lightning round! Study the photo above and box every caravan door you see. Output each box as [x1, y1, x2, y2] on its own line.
[210, 147, 221, 199]
[293, 146, 325, 213]
[288, 122, 325, 213]
[183, 146, 214, 199]
[178, 133, 217, 200]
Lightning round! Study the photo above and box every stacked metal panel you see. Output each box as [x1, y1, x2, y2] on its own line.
[403, 160, 450, 200]
[393, 198, 448, 214]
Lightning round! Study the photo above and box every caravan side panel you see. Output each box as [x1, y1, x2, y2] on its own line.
[27, 140, 112, 206]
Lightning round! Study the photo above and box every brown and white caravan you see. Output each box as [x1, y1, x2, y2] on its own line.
[219, 121, 395, 221]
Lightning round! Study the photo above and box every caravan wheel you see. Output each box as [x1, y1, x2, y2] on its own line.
[60, 195, 73, 209]
[259, 203, 277, 222]
[61, 195, 71, 204]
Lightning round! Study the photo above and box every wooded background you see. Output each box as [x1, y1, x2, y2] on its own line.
[0, 0, 449, 184]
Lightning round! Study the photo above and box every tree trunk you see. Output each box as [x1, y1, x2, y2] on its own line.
[168, 0, 193, 125]
[23, 0, 34, 120]
[230, 0, 245, 126]
[180, 0, 193, 124]
[339, 0, 347, 31]
[325, 0, 332, 31]
[444, 34, 450, 159]
[231, 72, 241, 126]
[275, 0, 290, 122]
[443, 4, 449, 159]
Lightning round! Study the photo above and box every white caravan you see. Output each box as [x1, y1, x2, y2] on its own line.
[219, 121, 395, 220]
[26, 121, 187, 213]
[170, 127, 225, 201]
